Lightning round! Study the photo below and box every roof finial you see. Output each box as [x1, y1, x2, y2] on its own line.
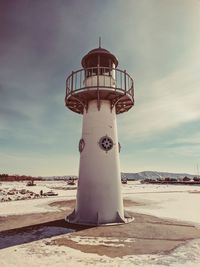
[99, 36, 101, 48]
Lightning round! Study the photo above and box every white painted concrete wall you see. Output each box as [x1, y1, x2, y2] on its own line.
[70, 99, 124, 225]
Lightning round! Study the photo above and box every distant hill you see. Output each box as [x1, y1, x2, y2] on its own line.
[121, 171, 194, 180]
[39, 171, 195, 180]
[0, 171, 195, 181]
[41, 171, 195, 181]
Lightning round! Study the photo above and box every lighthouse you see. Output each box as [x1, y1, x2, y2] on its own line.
[65, 43, 134, 225]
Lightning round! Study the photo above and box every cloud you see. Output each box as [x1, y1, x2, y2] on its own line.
[119, 42, 200, 141]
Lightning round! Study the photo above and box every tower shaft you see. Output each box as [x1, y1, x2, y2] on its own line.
[68, 100, 124, 225]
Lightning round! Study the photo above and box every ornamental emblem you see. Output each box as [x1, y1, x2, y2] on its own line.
[99, 135, 113, 152]
[118, 142, 121, 153]
[79, 139, 85, 152]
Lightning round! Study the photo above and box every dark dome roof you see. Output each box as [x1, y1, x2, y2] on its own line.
[88, 48, 110, 53]
[81, 47, 118, 68]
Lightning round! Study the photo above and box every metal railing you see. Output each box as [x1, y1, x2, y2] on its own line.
[66, 67, 134, 98]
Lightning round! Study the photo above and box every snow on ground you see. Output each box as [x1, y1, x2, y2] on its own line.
[123, 181, 200, 193]
[0, 181, 76, 216]
[69, 236, 130, 247]
[0, 181, 76, 197]
[123, 181, 200, 226]
[1, 231, 200, 267]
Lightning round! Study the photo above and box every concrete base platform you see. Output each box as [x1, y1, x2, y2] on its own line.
[65, 209, 134, 226]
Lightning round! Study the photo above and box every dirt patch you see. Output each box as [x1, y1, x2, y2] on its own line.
[49, 199, 76, 210]
[49, 199, 143, 209]
[124, 199, 147, 207]
[0, 200, 76, 232]
[189, 191, 200, 194]
[50, 211, 200, 257]
[50, 236, 183, 257]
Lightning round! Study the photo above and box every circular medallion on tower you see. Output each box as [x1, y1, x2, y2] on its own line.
[79, 139, 85, 152]
[99, 135, 113, 152]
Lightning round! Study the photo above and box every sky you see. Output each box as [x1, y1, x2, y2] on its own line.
[0, 0, 200, 176]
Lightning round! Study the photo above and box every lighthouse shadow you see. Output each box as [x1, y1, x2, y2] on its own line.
[0, 219, 94, 250]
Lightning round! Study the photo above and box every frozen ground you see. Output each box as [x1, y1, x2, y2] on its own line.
[0, 181, 200, 226]
[1, 181, 200, 266]
[1, 228, 200, 267]
[0, 181, 76, 216]
[123, 182, 200, 226]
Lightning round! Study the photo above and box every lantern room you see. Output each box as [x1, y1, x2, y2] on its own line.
[65, 46, 134, 114]
[81, 47, 118, 78]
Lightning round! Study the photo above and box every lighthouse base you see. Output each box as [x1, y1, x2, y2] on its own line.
[65, 210, 134, 226]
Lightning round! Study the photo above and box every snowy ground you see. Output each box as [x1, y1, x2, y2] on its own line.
[0, 181, 76, 216]
[123, 182, 200, 227]
[1, 181, 200, 266]
[1, 228, 200, 267]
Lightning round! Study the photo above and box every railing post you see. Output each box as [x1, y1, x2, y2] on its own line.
[97, 65, 100, 87]
[66, 79, 68, 95]
[97, 65, 100, 110]
[71, 71, 74, 92]
[132, 80, 134, 100]
[80, 69, 82, 89]
[74, 72, 76, 91]
[115, 69, 117, 91]
[104, 67, 105, 86]
[124, 70, 127, 94]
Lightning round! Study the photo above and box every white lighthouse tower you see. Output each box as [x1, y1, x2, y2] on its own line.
[65, 43, 134, 225]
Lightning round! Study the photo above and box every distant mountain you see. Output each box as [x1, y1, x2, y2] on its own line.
[40, 171, 195, 181]
[1, 171, 195, 182]
[121, 171, 195, 180]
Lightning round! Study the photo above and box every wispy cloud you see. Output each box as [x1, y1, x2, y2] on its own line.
[119, 46, 200, 140]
